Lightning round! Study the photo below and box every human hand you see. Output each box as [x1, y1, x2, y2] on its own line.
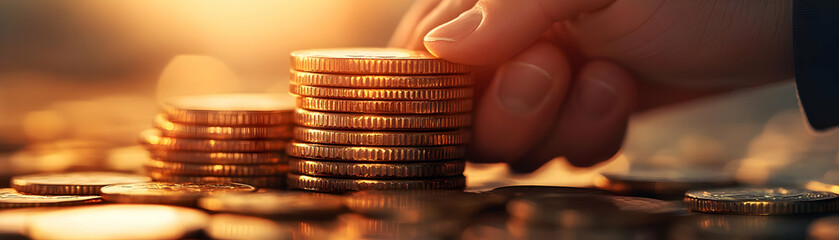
[390, 0, 793, 172]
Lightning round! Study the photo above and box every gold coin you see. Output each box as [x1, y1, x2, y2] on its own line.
[286, 141, 466, 162]
[153, 114, 293, 139]
[295, 109, 471, 130]
[11, 171, 151, 195]
[139, 129, 288, 152]
[296, 97, 472, 114]
[685, 187, 839, 215]
[148, 150, 288, 164]
[287, 173, 466, 193]
[290, 48, 470, 75]
[290, 70, 472, 88]
[290, 84, 472, 100]
[594, 169, 736, 200]
[147, 171, 285, 189]
[28, 204, 208, 240]
[199, 191, 345, 217]
[0, 188, 101, 209]
[100, 182, 255, 206]
[294, 127, 470, 146]
[161, 93, 294, 126]
[290, 158, 465, 178]
[145, 159, 289, 176]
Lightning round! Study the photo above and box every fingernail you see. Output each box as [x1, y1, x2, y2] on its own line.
[424, 9, 483, 43]
[496, 62, 555, 114]
[579, 76, 617, 118]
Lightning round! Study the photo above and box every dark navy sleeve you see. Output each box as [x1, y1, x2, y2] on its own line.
[793, 0, 839, 130]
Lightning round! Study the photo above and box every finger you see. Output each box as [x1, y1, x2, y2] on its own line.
[509, 60, 637, 172]
[423, 0, 615, 65]
[403, 0, 478, 50]
[388, 0, 443, 48]
[471, 42, 571, 163]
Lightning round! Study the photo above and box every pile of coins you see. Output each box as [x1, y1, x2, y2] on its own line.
[1, 171, 150, 208]
[286, 48, 472, 192]
[138, 94, 295, 188]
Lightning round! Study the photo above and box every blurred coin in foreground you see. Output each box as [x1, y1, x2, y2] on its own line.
[810, 216, 839, 240]
[290, 158, 465, 178]
[11, 171, 151, 195]
[290, 48, 470, 75]
[27, 204, 208, 240]
[161, 94, 294, 126]
[685, 187, 839, 215]
[206, 214, 294, 240]
[100, 182, 255, 206]
[200, 191, 344, 218]
[346, 190, 501, 221]
[508, 195, 680, 228]
[290, 70, 472, 88]
[294, 109, 471, 130]
[0, 188, 100, 209]
[595, 169, 736, 199]
[288, 174, 465, 193]
[139, 129, 288, 152]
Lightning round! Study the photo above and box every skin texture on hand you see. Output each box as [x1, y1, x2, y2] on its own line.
[390, 0, 793, 171]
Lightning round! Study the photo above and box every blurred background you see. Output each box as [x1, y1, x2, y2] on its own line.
[0, 0, 836, 189]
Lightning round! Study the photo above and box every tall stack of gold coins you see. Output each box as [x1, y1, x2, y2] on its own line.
[286, 48, 472, 193]
[138, 94, 295, 189]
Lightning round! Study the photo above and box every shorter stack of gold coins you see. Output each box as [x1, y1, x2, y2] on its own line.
[287, 48, 472, 193]
[138, 94, 295, 189]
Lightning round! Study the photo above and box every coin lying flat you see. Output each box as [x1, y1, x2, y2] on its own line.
[206, 214, 294, 240]
[295, 109, 471, 130]
[161, 93, 294, 126]
[11, 171, 151, 195]
[294, 127, 470, 146]
[685, 187, 839, 215]
[148, 150, 288, 164]
[296, 97, 472, 114]
[595, 169, 736, 199]
[145, 159, 289, 176]
[291, 48, 470, 75]
[290, 158, 466, 178]
[147, 172, 285, 189]
[290, 84, 472, 100]
[286, 141, 466, 162]
[28, 204, 208, 240]
[288, 174, 466, 193]
[290, 70, 472, 88]
[153, 114, 293, 139]
[0, 188, 101, 208]
[508, 195, 680, 228]
[100, 182, 255, 206]
[139, 129, 288, 152]
[346, 190, 503, 221]
[199, 191, 345, 217]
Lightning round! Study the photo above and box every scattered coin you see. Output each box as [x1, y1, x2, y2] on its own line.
[11, 171, 151, 195]
[146, 172, 285, 189]
[100, 182, 255, 206]
[294, 108, 471, 130]
[286, 141, 466, 162]
[0, 188, 101, 209]
[288, 174, 465, 193]
[27, 204, 208, 240]
[153, 114, 293, 139]
[161, 93, 294, 126]
[139, 129, 288, 152]
[684, 187, 839, 215]
[148, 150, 288, 164]
[290, 84, 472, 100]
[295, 97, 472, 114]
[595, 169, 736, 199]
[145, 159, 289, 176]
[294, 127, 470, 146]
[290, 158, 466, 178]
[199, 191, 345, 218]
[290, 48, 470, 74]
[290, 70, 472, 88]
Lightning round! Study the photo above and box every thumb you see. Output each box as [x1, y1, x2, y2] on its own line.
[423, 0, 614, 65]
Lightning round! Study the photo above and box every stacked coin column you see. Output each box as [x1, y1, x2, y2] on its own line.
[139, 94, 295, 189]
[286, 48, 473, 193]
